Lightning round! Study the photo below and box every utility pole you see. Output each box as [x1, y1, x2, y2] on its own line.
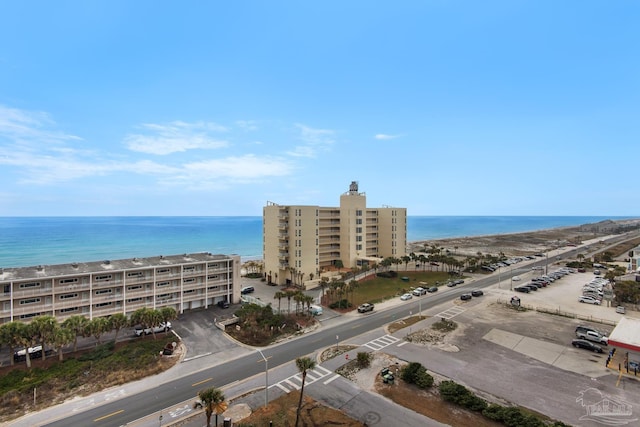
[257, 349, 270, 408]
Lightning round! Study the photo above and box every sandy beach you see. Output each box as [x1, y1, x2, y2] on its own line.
[407, 218, 640, 258]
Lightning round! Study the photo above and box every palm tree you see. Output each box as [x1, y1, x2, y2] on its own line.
[62, 315, 89, 353]
[52, 326, 74, 361]
[196, 387, 228, 427]
[131, 307, 153, 339]
[273, 291, 286, 313]
[16, 322, 39, 369]
[302, 295, 314, 316]
[159, 306, 178, 325]
[108, 313, 129, 342]
[285, 290, 297, 314]
[295, 356, 317, 427]
[32, 315, 58, 361]
[319, 277, 329, 303]
[0, 321, 23, 366]
[87, 317, 110, 344]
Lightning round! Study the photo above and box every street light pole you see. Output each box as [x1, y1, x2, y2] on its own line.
[257, 349, 269, 408]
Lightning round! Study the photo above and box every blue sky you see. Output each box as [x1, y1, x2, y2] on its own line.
[0, 1, 638, 216]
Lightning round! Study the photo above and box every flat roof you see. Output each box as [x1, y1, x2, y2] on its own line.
[0, 252, 237, 281]
[608, 317, 640, 353]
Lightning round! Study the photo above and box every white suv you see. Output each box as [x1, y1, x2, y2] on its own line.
[135, 322, 172, 336]
[576, 329, 608, 345]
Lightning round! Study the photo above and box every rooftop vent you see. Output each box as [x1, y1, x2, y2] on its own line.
[36, 265, 44, 271]
[104, 260, 111, 265]
[71, 263, 79, 269]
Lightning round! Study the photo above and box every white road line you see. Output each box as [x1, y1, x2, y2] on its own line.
[397, 341, 409, 347]
[274, 383, 289, 392]
[284, 379, 300, 390]
[323, 374, 340, 385]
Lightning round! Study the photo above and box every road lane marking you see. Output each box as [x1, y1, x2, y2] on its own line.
[397, 341, 409, 347]
[324, 374, 340, 385]
[192, 378, 213, 387]
[94, 409, 124, 422]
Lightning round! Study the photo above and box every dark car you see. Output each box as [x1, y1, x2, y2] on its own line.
[357, 303, 374, 313]
[523, 284, 538, 291]
[446, 282, 457, 287]
[471, 290, 484, 297]
[460, 293, 472, 301]
[453, 279, 465, 285]
[241, 286, 255, 294]
[427, 286, 438, 293]
[514, 286, 530, 293]
[572, 339, 603, 353]
[217, 300, 230, 308]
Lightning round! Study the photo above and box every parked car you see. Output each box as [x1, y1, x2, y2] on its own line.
[523, 284, 538, 292]
[13, 345, 44, 362]
[357, 303, 375, 313]
[471, 290, 484, 297]
[446, 282, 457, 287]
[579, 296, 601, 305]
[593, 270, 602, 275]
[576, 330, 608, 345]
[512, 276, 521, 281]
[241, 286, 255, 294]
[572, 339, 604, 353]
[308, 305, 324, 316]
[616, 306, 626, 314]
[427, 286, 438, 293]
[453, 279, 465, 285]
[412, 287, 427, 296]
[575, 325, 602, 336]
[217, 300, 230, 308]
[135, 322, 172, 336]
[514, 286, 530, 293]
[460, 293, 472, 301]
[400, 293, 413, 301]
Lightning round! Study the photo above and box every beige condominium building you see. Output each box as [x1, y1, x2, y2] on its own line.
[263, 181, 407, 287]
[0, 252, 241, 325]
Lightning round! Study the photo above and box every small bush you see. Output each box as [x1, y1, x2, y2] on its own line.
[400, 362, 433, 389]
[329, 299, 352, 309]
[356, 352, 371, 368]
[438, 380, 486, 411]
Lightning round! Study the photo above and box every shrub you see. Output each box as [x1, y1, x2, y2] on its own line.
[356, 352, 371, 368]
[438, 380, 486, 411]
[400, 362, 433, 389]
[329, 299, 352, 309]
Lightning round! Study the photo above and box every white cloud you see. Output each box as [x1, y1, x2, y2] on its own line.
[124, 121, 229, 155]
[0, 104, 82, 144]
[374, 133, 402, 140]
[235, 120, 259, 131]
[287, 123, 335, 158]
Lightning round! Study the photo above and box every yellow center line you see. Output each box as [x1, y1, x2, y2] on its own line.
[94, 409, 124, 422]
[192, 377, 213, 387]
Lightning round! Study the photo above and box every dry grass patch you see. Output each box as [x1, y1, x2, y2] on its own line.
[387, 315, 428, 334]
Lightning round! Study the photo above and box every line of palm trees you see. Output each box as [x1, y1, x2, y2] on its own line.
[272, 290, 315, 315]
[0, 306, 177, 369]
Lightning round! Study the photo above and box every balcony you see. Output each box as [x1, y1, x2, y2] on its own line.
[7, 287, 54, 299]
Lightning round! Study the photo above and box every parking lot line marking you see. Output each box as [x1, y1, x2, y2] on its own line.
[323, 374, 340, 385]
[191, 378, 213, 387]
[397, 341, 409, 347]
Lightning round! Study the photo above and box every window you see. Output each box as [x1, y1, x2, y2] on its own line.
[60, 278, 78, 284]
[95, 302, 112, 308]
[184, 289, 195, 294]
[157, 268, 170, 274]
[184, 266, 195, 272]
[95, 289, 112, 295]
[19, 282, 41, 289]
[95, 274, 112, 281]
[127, 297, 143, 303]
[356, 218, 362, 225]
[157, 281, 170, 287]
[60, 293, 78, 300]
[60, 307, 79, 313]
[356, 210, 362, 216]
[127, 271, 144, 278]
[20, 312, 41, 319]
[184, 278, 195, 283]
[127, 285, 143, 291]
[20, 298, 41, 305]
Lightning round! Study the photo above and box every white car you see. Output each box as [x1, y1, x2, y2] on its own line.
[512, 276, 521, 281]
[400, 293, 413, 301]
[578, 296, 601, 305]
[135, 321, 172, 336]
[412, 287, 426, 296]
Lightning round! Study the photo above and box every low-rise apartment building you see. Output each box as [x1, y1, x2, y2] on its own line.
[263, 181, 407, 287]
[0, 252, 241, 324]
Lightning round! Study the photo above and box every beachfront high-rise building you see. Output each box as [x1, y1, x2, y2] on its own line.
[263, 181, 407, 287]
[0, 252, 241, 325]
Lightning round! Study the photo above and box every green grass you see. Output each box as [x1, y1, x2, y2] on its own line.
[350, 271, 456, 306]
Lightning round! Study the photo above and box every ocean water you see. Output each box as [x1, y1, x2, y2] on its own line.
[0, 216, 634, 268]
